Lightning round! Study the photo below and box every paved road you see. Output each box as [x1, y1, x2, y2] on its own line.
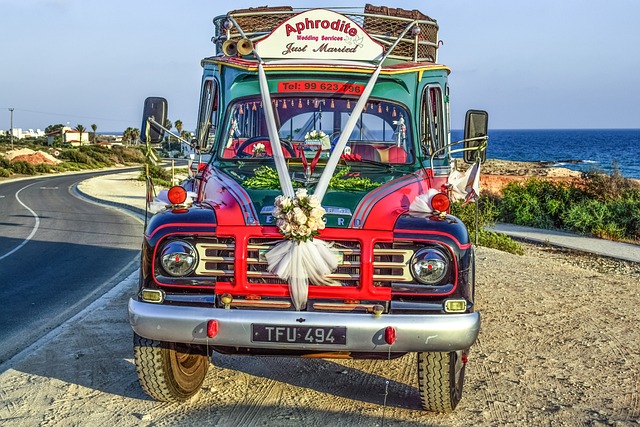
[0, 170, 143, 364]
[489, 223, 640, 263]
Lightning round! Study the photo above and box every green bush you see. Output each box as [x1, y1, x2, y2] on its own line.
[498, 172, 640, 242]
[35, 163, 54, 173]
[11, 160, 36, 175]
[140, 162, 172, 187]
[498, 178, 581, 229]
[0, 167, 10, 177]
[59, 149, 93, 165]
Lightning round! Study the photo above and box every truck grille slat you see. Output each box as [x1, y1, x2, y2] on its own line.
[192, 239, 415, 287]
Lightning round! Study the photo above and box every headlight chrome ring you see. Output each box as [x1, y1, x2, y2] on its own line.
[160, 240, 198, 276]
[410, 247, 449, 285]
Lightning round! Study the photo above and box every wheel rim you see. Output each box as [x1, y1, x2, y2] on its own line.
[167, 342, 208, 394]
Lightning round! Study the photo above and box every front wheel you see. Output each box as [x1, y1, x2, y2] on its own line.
[417, 351, 467, 412]
[133, 332, 210, 402]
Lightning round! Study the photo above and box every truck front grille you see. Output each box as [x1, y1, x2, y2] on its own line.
[195, 239, 235, 281]
[373, 242, 413, 285]
[194, 238, 415, 287]
[247, 238, 361, 287]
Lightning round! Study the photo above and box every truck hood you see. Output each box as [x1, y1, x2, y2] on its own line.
[203, 164, 436, 231]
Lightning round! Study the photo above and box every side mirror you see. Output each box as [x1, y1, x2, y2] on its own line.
[140, 97, 168, 143]
[463, 109, 488, 164]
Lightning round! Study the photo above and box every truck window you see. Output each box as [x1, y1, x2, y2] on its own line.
[196, 78, 219, 148]
[220, 95, 413, 164]
[421, 85, 445, 156]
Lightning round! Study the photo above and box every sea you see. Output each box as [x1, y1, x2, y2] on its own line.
[451, 129, 640, 179]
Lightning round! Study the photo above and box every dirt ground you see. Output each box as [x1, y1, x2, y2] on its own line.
[1, 242, 639, 426]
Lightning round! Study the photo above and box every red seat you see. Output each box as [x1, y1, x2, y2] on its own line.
[387, 146, 407, 163]
[352, 145, 380, 161]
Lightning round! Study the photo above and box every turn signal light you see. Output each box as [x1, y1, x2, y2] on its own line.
[431, 192, 450, 213]
[167, 186, 187, 205]
[444, 299, 467, 313]
[141, 289, 164, 303]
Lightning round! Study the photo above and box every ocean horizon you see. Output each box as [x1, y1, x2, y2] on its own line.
[101, 128, 640, 179]
[452, 128, 640, 179]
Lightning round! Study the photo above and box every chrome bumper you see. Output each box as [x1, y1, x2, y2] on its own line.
[128, 298, 480, 353]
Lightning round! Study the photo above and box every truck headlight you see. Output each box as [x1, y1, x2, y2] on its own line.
[410, 247, 449, 285]
[160, 240, 198, 276]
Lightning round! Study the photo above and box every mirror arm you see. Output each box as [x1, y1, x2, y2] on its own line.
[428, 136, 488, 173]
[148, 117, 195, 147]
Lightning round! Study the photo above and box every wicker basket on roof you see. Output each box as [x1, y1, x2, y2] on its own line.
[228, 6, 294, 37]
[363, 4, 438, 62]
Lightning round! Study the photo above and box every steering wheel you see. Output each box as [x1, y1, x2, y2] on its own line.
[234, 136, 297, 158]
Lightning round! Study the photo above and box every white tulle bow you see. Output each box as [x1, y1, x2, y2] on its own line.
[265, 239, 339, 310]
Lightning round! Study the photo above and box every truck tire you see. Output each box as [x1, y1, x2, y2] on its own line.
[133, 332, 210, 402]
[417, 351, 466, 412]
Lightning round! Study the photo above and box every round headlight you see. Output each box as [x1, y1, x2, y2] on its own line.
[410, 247, 449, 285]
[160, 240, 198, 276]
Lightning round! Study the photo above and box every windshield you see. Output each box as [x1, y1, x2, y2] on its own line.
[218, 95, 413, 164]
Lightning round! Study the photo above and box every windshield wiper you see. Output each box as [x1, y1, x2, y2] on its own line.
[344, 157, 395, 170]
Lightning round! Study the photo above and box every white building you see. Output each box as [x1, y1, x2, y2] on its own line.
[46, 127, 90, 146]
[1, 128, 45, 139]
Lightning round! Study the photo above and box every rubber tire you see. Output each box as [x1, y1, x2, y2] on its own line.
[417, 351, 466, 413]
[133, 332, 210, 402]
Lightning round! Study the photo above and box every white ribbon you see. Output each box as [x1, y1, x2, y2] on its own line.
[257, 60, 383, 309]
[257, 62, 295, 198]
[265, 239, 339, 310]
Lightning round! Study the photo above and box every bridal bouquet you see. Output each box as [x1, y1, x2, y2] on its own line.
[252, 142, 266, 156]
[272, 188, 326, 242]
[304, 130, 330, 149]
[266, 188, 337, 310]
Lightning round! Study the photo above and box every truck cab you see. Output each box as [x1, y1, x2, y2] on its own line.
[130, 5, 487, 412]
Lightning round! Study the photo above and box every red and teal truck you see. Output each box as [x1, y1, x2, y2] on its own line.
[129, 5, 488, 412]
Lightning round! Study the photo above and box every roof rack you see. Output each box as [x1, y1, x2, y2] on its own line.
[212, 4, 439, 63]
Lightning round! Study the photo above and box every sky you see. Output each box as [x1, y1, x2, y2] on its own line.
[1, 0, 639, 133]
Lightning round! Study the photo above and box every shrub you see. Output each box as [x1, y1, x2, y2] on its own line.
[59, 149, 93, 165]
[35, 163, 54, 173]
[580, 165, 640, 202]
[118, 147, 146, 163]
[498, 172, 640, 242]
[140, 162, 172, 187]
[11, 160, 36, 175]
[0, 167, 10, 177]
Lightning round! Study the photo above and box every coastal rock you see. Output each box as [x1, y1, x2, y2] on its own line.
[455, 159, 582, 195]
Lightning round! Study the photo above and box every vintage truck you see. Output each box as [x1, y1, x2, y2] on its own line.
[130, 5, 487, 413]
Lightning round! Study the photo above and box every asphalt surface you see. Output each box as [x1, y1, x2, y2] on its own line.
[0, 169, 143, 364]
[489, 223, 640, 263]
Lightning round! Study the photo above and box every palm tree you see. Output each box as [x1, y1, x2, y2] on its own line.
[132, 128, 140, 144]
[75, 124, 86, 145]
[91, 123, 97, 143]
[123, 127, 133, 145]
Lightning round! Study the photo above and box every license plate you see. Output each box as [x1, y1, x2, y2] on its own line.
[252, 324, 347, 345]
